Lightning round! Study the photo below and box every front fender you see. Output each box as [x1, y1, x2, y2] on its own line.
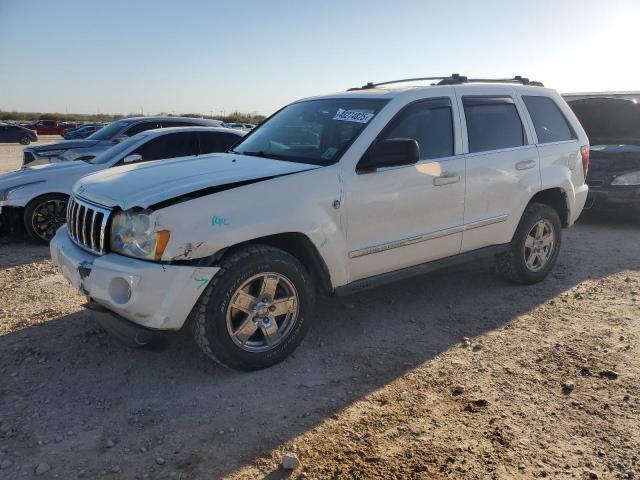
[154, 166, 350, 287]
[2, 182, 52, 208]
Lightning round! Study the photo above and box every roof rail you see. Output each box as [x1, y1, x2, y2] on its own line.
[348, 74, 543, 90]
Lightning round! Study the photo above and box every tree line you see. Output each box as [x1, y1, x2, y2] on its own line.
[0, 110, 266, 125]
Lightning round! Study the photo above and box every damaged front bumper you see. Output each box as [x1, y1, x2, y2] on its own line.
[50, 225, 219, 330]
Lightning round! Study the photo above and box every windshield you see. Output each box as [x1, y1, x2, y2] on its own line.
[86, 120, 132, 141]
[89, 133, 149, 164]
[232, 98, 389, 165]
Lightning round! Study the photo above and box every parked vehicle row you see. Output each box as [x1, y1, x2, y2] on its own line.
[45, 75, 589, 371]
[224, 122, 256, 132]
[25, 120, 77, 136]
[0, 127, 244, 241]
[22, 116, 223, 166]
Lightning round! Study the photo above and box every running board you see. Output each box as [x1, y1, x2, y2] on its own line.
[334, 244, 510, 296]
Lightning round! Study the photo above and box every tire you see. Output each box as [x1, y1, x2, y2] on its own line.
[189, 244, 315, 370]
[19, 136, 31, 145]
[23, 193, 69, 244]
[494, 203, 562, 284]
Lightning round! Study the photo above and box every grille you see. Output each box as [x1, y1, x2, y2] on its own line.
[587, 179, 604, 188]
[66, 196, 111, 255]
[22, 151, 36, 166]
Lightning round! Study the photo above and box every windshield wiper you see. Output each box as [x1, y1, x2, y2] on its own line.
[238, 150, 273, 158]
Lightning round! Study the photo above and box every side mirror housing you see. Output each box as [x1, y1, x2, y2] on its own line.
[358, 138, 420, 173]
[123, 154, 142, 164]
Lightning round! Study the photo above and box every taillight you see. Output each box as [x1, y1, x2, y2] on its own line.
[580, 145, 589, 180]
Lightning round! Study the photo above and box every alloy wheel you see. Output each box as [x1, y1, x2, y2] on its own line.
[523, 219, 555, 272]
[31, 199, 67, 241]
[226, 272, 299, 352]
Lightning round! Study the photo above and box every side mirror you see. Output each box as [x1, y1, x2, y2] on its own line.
[358, 138, 420, 173]
[123, 154, 142, 164]
[112, 135, 128, 144]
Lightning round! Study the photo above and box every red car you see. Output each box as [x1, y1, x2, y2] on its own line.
[26, 120, 77, 136]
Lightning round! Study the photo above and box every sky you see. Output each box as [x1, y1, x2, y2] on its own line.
[1, 0, 639, 116]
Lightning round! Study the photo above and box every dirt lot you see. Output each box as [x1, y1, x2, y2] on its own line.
[0, 141, 639, 479]
[0, 136, 60, 174]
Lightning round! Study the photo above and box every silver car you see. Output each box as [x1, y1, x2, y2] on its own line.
[22, 116, 223, 167]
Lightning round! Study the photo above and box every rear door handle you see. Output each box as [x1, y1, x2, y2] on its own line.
[433, 174, 461, 186]
[516, 159, 537, 171]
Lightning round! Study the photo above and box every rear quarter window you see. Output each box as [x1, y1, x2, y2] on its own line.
[522, 95, 576, 144]
[463, 97, 525, 153]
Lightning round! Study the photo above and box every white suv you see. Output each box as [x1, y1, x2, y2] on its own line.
[50, 75, 589, 370]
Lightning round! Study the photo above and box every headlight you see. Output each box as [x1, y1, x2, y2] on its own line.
[35, 149, 66, 158]
[611, 171, 640, 186]
[110, 209, 170, 260]
[0, 180, 46, 202]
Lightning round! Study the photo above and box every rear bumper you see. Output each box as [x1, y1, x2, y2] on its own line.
[570, 183, 589, 225]
[586, 185, 640, 210]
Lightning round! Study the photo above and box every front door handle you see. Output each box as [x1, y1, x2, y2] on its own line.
[433, 174, 461, 186]
[516, 159, 537, 171]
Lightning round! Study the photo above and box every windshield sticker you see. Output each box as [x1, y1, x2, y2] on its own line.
[333, 109, 375, 124]
[321, 147, 338, 160]
[212, 215, 230, 227]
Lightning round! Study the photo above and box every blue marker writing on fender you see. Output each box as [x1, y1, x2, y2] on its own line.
[194, 277, 208, 289]
[212, 216, 230, 227]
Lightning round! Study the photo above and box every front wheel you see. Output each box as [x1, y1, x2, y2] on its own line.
[24, 193, 69, 243]
[19, 136, 31, 145]
[494, 203, 562, 284]
[190, 244, 315, 370]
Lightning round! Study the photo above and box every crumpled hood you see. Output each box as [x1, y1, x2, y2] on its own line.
[0, 160, 96, 189]
[28, 139, 104, 152]
[568, 97, 640, 146]
[74, 153, 321, 209]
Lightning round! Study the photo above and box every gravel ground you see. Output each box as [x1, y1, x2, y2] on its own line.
[0, 136, 61, 174]
[0, 141, 639, 479]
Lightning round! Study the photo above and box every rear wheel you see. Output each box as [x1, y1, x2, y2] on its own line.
[494, 203, 561, 284]
[19, 136, 31, 145]
[190, 244, 314, 370]
[24, 194, 68, 243]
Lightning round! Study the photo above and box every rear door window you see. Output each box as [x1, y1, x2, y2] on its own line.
[131, 132, 199, 162]
[463, 97, 525, 153]
[522, 95, 575, 144]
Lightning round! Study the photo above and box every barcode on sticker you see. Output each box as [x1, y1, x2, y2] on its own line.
[333, 109, 374, 123]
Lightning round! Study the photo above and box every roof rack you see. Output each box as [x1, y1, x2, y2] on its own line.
[349, 74, 544, 90]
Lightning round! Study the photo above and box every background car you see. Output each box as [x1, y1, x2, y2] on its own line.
[0, 126, 244, 242]
[567, 96, 640, 215]
[224, 122, 255, 131]
[63, 124, 104, 140]
[21, 116, 224, 167]
[26, 120, 77, 136]
[0, 123, 38, 145]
